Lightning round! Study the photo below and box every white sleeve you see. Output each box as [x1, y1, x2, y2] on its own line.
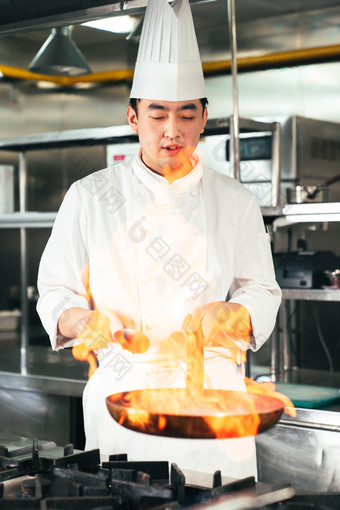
[37, 182, 90, 350]
[228, 194, 281, 351]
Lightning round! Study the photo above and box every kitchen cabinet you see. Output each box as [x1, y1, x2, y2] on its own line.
[0, 344, 87, 448]
[256, 406, 340, 492]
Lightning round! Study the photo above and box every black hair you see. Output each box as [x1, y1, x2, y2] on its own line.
[129, 97, 208, 117]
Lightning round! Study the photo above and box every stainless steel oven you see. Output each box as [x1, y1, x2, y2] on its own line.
[197, 115, 340, 208]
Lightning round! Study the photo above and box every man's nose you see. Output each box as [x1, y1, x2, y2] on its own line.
[164, 116, 180, 139]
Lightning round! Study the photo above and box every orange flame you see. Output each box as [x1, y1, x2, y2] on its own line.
[72, 344, 98, 379]
[76, 263, 295, 437]
[159, 147, 198, 184]
[71, 264, 101, 378]
[158, 416, 167, 430]
[181, 302, 253, 367]
[209, 302, 253, 365]
[106, 386, 282, 439]
[106, 362, 296, 439]
[72, 264, 150, 378]
[106, 310, 296, 438]
[245, 377, 297, 418]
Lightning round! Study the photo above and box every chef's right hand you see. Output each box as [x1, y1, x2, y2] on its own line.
[57, 307, 112, 350]
[58, 308, 150, 353]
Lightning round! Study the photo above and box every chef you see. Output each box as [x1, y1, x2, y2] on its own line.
[37, 0, 281, 479]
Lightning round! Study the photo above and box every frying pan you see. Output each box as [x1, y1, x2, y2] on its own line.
[106, 329, 285, 439]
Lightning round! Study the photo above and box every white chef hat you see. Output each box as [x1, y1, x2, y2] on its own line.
[130, 0, 206, 101]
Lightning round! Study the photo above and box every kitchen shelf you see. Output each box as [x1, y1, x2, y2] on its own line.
[282, 288, 340, 301]
[273, 202, 340, 230]
[0, 117, 275, 152]
[0, 212, 57, 229]
[272, 202, 340, 374]
[260, 206, 283, 217]
[0, 125, 137, 151]
[205, 116, 275, 135]
[271, 288, 340, 383]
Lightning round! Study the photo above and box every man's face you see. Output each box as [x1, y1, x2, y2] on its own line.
[127, 99, 208, 178]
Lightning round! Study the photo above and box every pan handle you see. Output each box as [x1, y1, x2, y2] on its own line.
[186, 327, 204, 392]
[323, 173, 340, 186]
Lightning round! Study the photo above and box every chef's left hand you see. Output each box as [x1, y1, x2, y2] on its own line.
[183, 301, 252, 363]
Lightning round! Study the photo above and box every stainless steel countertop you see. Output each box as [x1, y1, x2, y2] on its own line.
[0, 345, 88, 397]
[1, 344, 340, 425]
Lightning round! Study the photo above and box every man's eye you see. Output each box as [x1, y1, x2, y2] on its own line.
[151, 116, 165, 120]
[182, 116, 195, 120]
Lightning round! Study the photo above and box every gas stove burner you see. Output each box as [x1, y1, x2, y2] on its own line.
[0, 436, 338, 509]
[21, 476, 51, 498]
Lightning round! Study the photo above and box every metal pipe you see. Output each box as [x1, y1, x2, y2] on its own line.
[270, 318, 280, 381]
[203, 43, 340, 75]
[19, 151, 28, 375]
[19, 152, 27, 213]
[271, 122, 281, 207]
[227, 0, 240, 181]
[291, 116, 298, 180]
[282, 299, 291, 378]
[1, 43, 340, 85]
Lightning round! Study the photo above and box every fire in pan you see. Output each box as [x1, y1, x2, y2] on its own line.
[106, 329, 294, 439]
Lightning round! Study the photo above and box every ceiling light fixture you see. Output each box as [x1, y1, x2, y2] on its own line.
[82, 16, 138, 34]
[126, 18, 144, 43]
[28, 26, 91, 76]
[35, 81, 60, 89]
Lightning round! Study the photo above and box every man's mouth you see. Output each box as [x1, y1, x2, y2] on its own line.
[162, 145, 182, 155]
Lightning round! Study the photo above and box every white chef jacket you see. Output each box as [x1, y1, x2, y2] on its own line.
[37, 151, 281, 479]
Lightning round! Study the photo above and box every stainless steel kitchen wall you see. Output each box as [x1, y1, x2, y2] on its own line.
[0, 2, 340, 368]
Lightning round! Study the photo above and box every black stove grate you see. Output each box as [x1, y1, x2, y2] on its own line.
[0, 438, 339, 510]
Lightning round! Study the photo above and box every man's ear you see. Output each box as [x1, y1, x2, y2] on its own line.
[200, 106, 208, 134]
[127, 105, 138, 134]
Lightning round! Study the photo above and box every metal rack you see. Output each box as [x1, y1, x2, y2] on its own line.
[273, 202, 340, 230]
[0, 116, 284, 375]
[271, 207, 340, 378]
[271, 289, 340, 381]
[0, 124, 137, 375]
[282, 288, 340, 301]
